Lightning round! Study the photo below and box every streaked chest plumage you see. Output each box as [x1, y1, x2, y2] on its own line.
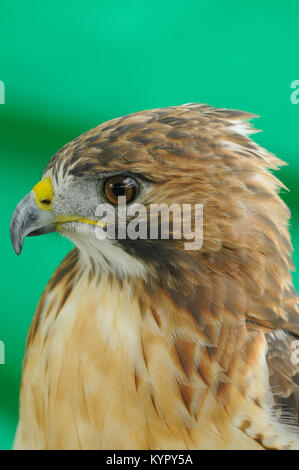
[14, 268, 299, 450]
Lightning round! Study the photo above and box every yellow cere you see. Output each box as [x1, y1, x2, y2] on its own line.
[32, 177, 54, 211]
[32, 176, 107, 228]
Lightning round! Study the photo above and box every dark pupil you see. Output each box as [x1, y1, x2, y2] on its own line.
[111, 182, 126, 196]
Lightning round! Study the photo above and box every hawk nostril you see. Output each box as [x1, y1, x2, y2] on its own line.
[40, 199, 51, 205]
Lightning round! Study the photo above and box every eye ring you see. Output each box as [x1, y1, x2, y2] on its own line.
[103, 175, 139, 205]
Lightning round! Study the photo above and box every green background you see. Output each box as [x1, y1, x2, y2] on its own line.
[0, 0, 298, 449]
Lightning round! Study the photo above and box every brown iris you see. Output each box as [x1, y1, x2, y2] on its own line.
[103, 175, 138, 205]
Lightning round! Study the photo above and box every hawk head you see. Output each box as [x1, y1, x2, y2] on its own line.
[10, 103, 295, 330]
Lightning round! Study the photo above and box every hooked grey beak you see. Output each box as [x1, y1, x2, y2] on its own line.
[10, 191, 56, 255]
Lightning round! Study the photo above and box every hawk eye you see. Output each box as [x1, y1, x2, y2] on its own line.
[103, 175, 138, 205]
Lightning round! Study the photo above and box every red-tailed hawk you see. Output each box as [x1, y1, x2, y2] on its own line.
[10, 103, 299, 449]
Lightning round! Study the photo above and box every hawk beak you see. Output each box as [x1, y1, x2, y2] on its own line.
[10, 176, 107, 255]
[10, 189, 56, 255]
